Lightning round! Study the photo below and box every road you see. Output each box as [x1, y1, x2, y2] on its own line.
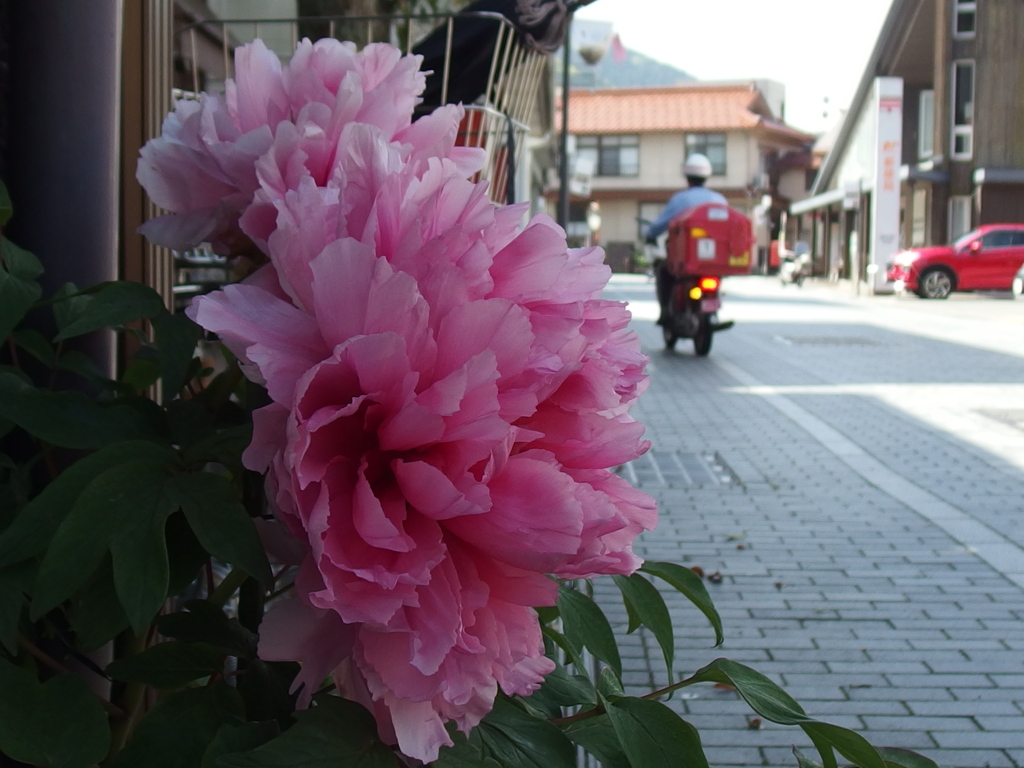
[599, 274, 1024, 768]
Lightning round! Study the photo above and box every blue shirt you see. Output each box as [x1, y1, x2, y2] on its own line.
[646, 186, 728, 240]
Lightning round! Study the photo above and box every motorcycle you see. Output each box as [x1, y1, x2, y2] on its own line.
[656, 202, 754, 356]
[660, 274, 733, 355]
[779, 241, 811, 286]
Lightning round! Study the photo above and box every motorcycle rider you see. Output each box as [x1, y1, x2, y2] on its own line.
[645, 153, 727, 325]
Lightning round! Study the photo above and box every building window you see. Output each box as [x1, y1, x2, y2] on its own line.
[917, 90, 934, 161]
[685, 133, 727, 175]
[576, 135, 639, 177]
[954, 0, 976, 38]
[911, 187, 927, 246]
[951, 60, 974, 160]
[949, 195, 972, 241]
[638, 202, 664, 240]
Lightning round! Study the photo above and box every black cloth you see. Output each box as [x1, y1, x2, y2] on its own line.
[412, 0, 568, 114]
[654, 259, 672, 325]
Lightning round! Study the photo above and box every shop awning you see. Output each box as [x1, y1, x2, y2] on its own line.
[789, 187, 847, 215]
[973, 168, 1024, 184]
[900, 165, 948, 183]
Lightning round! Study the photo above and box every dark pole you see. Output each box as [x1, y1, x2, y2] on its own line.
[556, 0, 599, 230]
[557, 12, 573, 229]
[6, 0, 123, 377]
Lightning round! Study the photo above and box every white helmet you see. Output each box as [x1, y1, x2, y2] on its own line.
[683, 153, 713, 178]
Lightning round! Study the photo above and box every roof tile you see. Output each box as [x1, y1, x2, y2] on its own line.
[565, 83, 772, 134]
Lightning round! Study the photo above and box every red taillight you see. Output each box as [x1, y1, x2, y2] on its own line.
[699, 277, 720, 292]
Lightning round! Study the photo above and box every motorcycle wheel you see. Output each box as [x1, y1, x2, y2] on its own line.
[692, 316, 713, 356]
[662, 324, 678, 351]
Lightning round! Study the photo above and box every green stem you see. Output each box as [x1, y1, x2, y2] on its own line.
[549, 679, 693, 727]
[6, 333, 20, 368]
[17, 634, 124, 717]
[105, 631, 150, 762]
[208, 566, 249, 608]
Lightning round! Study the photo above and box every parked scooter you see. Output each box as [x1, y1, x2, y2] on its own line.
[779, 241, 811, 286]
[656, 203, 755, 356]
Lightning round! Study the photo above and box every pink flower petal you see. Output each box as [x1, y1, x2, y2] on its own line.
[154, 36, 659, 764]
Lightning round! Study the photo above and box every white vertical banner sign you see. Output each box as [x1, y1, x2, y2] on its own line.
[870, 77, 903, 293]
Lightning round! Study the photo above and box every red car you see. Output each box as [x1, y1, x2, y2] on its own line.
[886, 224, 1024, 299]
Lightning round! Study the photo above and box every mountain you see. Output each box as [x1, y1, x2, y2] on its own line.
[567, 47, 696, 89]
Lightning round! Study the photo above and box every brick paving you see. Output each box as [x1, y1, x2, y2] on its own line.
[598, 275, 1024, 768]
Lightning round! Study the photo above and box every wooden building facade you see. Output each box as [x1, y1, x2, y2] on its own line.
[791, 0, 1024, 290]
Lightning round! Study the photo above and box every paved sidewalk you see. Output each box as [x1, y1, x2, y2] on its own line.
[599, 275, 1024, 768]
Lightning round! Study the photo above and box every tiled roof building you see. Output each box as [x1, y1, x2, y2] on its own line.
[551, 81, 814, 271]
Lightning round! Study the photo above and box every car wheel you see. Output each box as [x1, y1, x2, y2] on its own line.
[662, 324, 678, 351]
[916, 267, 955, 299]
[1013, 275, 1024, 299]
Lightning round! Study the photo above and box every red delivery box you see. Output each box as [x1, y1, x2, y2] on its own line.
[666, 203, 755, 277]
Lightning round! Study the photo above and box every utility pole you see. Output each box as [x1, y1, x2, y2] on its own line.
[556, 0, 598, 230]
[557, 13, 573, 229]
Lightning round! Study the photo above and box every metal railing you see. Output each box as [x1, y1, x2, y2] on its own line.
[177, 12, 549, 204]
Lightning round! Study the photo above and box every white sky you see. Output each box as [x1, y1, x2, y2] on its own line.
[575, 0, 895, 134]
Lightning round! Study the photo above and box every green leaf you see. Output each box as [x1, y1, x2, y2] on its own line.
[793, 747, 824, 768]
[641, 560, 724, 646]
[165, 510, 215, 596]
[201, 722, 280, 768]
[122, 353, 162, 393]
[606, 696, 709, 768]
[53, 280, 167, 341]
[562, 714, 631, 768]
[0, 451, 30, 520]
[557, 585, 622, 677]
[804, 723, 889, 768]
[1, 236, 43, 280]
[237, 660, 300, 724]
[54, 349, 107, 382]
[169, 472, 271, 584]
[876, 746, 940, 768]
[30, 675, 111, 768]
[111, 509, 172, 634]
[13, 328, 56, 367]
[32, 458, 177, 629]
[541, 623, 587, 675]
[0, 560, 34, 653]
[677, 659, 888, 768]
[434, 734, 506, 768]
[181, 423, 253, 470]
[0, 657, 37, 765]
[597, 665, 625, 700]
[470, 697, 576, 768]
[0, 658, 110, 768]
[613, 572, 675, 674]
[0, 441, 175, 568]
[217, 696, 397, 768]
[50, 282, 88, 333]
[151, 311, 204, 401]
[0, 372, 165, 449]
[0, 178, 12, 226]
[679, 658, 809, 725]
[0, 236, 43, 340]
[156, 600, 257, 659]
[111, 683, 245, 768]
[107, 640, 225, 689]
[67, 559, 131, 651]
[534, 663, 597, 709]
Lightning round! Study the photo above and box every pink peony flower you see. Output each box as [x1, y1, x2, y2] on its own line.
[137, 38, 481, 255]
[158, 37, 657, 763]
